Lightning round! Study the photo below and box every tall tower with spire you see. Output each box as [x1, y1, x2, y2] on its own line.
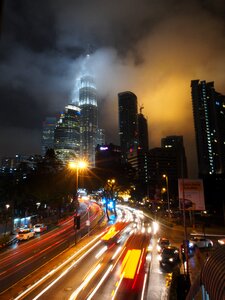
[79, 73, 98, 166]
[72, 53, 100, 167]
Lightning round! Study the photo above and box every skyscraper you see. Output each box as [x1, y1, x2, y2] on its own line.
[78, 74, 98, 166]
[138, 106, 149, 152]
[161, 135, 188, 178]
[71, 54, 103, 167]
[148, 147, 178, 200]
[118, 91, 138, 162]
[54, 104, 80, 163]
[191, 80, 225, 175]
[41, 117, 58, 156]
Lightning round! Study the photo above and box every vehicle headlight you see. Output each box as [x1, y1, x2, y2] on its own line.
[189, 242, 194, 248]
[148, 244, 153, 252]
[152, 221, 159, 234]
[146, 253, 152, 262]
[169, 258, 174, 262]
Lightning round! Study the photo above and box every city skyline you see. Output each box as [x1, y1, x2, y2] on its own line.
[0, 1, 225, 178]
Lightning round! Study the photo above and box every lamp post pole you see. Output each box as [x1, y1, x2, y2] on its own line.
[4, 204, 10, 235]
[75, 166, 79, 213]
[69, 160, 88, 245]
[87, 205, 90, 236]
[163, 174, 170, 217]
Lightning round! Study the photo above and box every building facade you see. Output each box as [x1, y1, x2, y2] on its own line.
[54, 104, 80, 164]
[118, 91, 138, 163]
[95, 143, 121, 170]
[138, 107, 149, 152]
[41, 117, 58, 156]
[161, 135, 188, 178]
[191, 80, 225, 176]
[78, 75, 98, 167]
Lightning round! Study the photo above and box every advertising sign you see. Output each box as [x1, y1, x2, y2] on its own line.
[178, 179, 205, 211]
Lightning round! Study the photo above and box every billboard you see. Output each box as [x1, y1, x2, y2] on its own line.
[178, 179, 205, 211]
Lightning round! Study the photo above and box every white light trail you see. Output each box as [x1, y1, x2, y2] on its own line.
[111, 246, 122, 260]
[32, 241, 102, 300]
[14, 234, 103, 300]
[141, 273, 148, 300]
[69, 263, 101, 300]
[95, 245, 108, 259]
[86, 264, 113, 300]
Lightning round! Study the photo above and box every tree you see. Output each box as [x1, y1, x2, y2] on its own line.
[23, 149, 78, 219]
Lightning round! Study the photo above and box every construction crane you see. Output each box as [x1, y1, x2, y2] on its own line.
[139, 105, 144, 114]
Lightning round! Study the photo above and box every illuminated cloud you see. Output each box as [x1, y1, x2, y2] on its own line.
[0, 0, 224, 177]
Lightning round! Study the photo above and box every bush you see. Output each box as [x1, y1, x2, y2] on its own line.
[0, 234, 10, 248]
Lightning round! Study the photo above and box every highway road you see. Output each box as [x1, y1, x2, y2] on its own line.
[0, 203, 220, 300]
[0, 201, 103, 294]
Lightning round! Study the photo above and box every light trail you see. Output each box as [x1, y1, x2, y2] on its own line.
[111, 246, 122, 260]
[95, 245, 108, 259]
[69, 263, 101, 300]
[86, 264, 113, 300]
[111, 272, 124, 300]
[141, 273, 148, 300]
[14, 233, 104, 300]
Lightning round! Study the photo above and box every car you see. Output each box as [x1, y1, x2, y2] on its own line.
[157, 237, 170, 253]
[159, 246, 180, 267]
[189, 237, 213, 248]
[17, 228, 35, 241]
[33, 223, 47, 233]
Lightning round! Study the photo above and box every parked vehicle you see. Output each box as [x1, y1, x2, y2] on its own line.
[33, 224, 47, 233]
[159, 246, 180, 267]
[157, 237, 170, 253]
[189, 237, 213, 248]
[17, 228, 35, 241]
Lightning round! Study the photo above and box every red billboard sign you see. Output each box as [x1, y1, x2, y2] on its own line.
[178, 179, 205, 211]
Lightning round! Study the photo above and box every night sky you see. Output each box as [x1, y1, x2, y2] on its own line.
[0, 0, 225, 178]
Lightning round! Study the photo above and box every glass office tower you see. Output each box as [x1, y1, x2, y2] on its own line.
[54, 104, 80, 164]
[191, 80, 225, 175]
[118, 91, 138, 163]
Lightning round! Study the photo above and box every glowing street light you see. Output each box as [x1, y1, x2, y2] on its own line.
[163, 174, 170, 217]
[68, 159, 88, 244]
[68, 160, 88, 206]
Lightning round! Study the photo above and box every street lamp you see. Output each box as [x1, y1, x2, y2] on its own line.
[68, 160, 88, 210]
[162, 174, 170, 217]
[68, 159, 88, 244]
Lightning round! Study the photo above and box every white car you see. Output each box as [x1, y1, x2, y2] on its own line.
[189, 237, 213, 248]
[33, 224, 47, 233]
[17, 228, 35, 241]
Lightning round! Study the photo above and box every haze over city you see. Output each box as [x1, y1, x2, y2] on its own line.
[0, 0, 225, 178]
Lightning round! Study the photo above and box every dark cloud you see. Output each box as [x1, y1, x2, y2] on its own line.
[3, 1, 56, 52]
[0, 0, 225, 178]
[0, 85, 44, 128]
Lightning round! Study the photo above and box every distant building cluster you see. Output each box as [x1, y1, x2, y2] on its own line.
[1, 75, 225, 210]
